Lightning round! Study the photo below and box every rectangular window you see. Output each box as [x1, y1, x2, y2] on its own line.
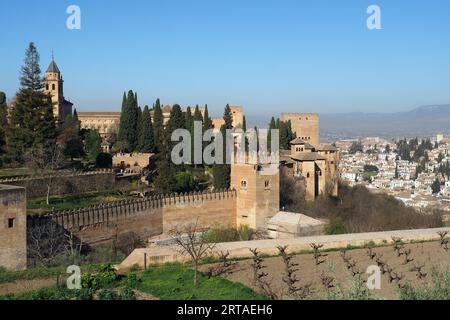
[8, 218, 14, 229]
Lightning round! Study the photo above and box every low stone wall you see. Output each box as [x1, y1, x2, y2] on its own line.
[117, 227, 450, 271]
[0, 171, 115, 198]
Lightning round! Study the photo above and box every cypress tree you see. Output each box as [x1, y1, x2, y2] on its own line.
[85, 129, 102, 161]
[138, 105, 155, 153]
[185, 107, 194, 164]
[153, 98, 164, 153]
[154, 104, 183, 193]
[268, 117, 276, 151]
[185, 107, 194, 134]
[166, 104, 185, 137]
[117, 92, 127, 144]
[8, 42, 56, 162]
[192, 105, 203, 165]
[202, 104, 213, 132]
[117, 90, 139, 151]
[213, 105, 233, 189]
[0, 92, 7, 155]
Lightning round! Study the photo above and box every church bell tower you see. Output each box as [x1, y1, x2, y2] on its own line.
[43, 57, 72, 123]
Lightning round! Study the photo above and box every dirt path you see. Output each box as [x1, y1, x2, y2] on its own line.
[203, 240, 450, 300]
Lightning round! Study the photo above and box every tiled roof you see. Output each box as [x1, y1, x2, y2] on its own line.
[291, 152, 326, 162]
[46, 59, 60, 73]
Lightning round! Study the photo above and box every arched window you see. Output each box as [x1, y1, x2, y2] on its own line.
[307, 173, 310, 178]
[46, 84, 49, 90]
[264, 180, 270, 189]
[240, 180, 247, 189]
[52, 84, 55, 90]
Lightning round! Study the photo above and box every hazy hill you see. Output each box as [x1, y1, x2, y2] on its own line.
[320, 104, 450, 139]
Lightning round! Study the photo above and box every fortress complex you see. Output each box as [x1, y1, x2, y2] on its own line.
[0, 60, 339, 271]
[46, 59, 337, 201]
[280, 113, 338, 201]
[78, 105, 244, 137]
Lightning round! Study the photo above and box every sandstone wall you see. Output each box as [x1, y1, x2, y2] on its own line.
[0, 185, 27, 271]
[162, 190, 237, 233]
[27, 190, 237, 246]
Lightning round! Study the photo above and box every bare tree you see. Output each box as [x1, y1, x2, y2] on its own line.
[277, 246, 312, 299]
[310, 243, 327, 266]
[206, 251, 237, 278]
[437, 231, 449, 251]
[24, 144, 65, 205]
[412, 263, 427, 280]
[170, 221, 216, 286]
[249, 248, 279, 300]
[64, 231, 84, 264]
[401, 248, 414, 265]
[27, 221, 66, 267]
[319, 271, 335, 291]
[392, 237, 405, 257]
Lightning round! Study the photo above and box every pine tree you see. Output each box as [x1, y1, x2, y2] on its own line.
[7, 42, 56, 162]
[153, 98, 164, 153]
[0, 92, 7, 155]
[138, 105, 155, 153]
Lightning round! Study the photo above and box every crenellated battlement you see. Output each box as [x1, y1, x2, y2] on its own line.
[27, 189, 237, 232]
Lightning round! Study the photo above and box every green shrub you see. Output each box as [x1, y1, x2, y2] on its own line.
[203, 225, 257, 243]
[119, 287, 136, 300]
[325, 216, 348, 235]
[81, 264, 117, 290]
[98, 288, 118, 300]
[327, 276, 376, 300]
[96, 153, 112, 168]
[121, 272, 139, 288]
[399, 265, 450, 300]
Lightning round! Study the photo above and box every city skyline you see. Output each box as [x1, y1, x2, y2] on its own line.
[1, 0, 450, 119]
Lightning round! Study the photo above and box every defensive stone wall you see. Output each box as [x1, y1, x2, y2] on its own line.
[0, 170, 116, 198]
[27, 189, 237, 246]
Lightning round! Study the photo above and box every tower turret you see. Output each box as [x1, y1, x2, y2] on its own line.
[43, 57, 72, 123]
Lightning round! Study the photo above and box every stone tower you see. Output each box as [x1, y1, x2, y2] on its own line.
[43, 58, 73, 123]
[0, 185, 27, 271]
[231, 163, 280, 230]
[281, 113, 319, 148]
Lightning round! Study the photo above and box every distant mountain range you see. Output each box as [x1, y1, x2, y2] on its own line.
[320, 104, 450, 139]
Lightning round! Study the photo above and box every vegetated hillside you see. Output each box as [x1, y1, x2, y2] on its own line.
[280, 169, 443, 233]
[320, 104, 450, 139]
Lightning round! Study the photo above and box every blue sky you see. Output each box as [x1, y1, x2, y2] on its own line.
[1, 0, 450, 120]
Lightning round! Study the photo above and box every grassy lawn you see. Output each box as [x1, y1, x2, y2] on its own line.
[27, 190, 136, 214]
[0, 168, 33, 178]
[138, 264, 266, 300]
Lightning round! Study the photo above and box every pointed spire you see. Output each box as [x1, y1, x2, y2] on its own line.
[46, 53, 60, 73]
